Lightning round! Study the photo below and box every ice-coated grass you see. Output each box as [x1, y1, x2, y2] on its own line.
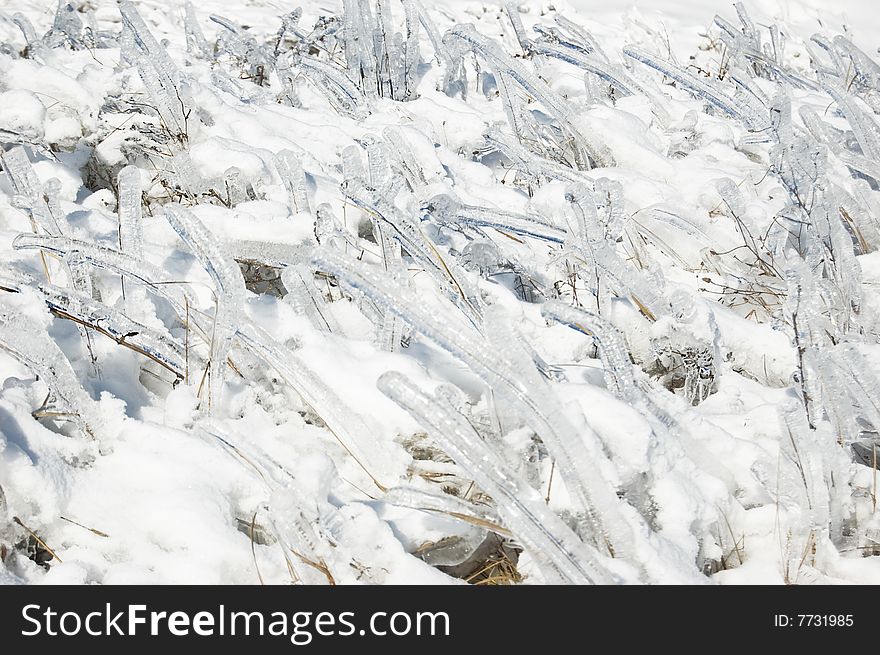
[1, 0, 880, 585]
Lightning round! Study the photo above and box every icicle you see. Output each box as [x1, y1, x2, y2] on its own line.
[360, 136, 393, 191]
[541, 301, 639, 397]
[11, 234, 217, 355]
[12, 13, 51, 62]
[118, 1, 179, 78]
[834, 344, 880, 441]
[280, 264, 341, 334]
[1, 147, 60, 236]
[222, 166, 250, 205]
[3, 150, 103, 372]
[274, 150, 311, 215]
[341, 179, 482, 324]
[828, 87, 880, 164]
[808, 348, 861, 447]
[341, 145, 366, 181]
[169, 151, 205, 197]
[184, 1, 210, 59]
[402, 0, 440, 64]
[734, 2, 760, 51]
[483, 128, 590, 187]
[340, 0, 371, 98]
[402, 0, 421, 98]
[384, 485, 505, 532]
[566, 213, 670, 320]
[530, 39, 659, 108]
[267, 490, 339, 584]
[553, 14, 604, 58]
[381, 127, 429, 187]
[43, 1, 84, 49]
[210, 14, 274, 85]
[495, 71, 534, 153]
[203, 422, 338, 583]
[503, 2, 530, 54]
[832, 35, 880, 96]
[13, 235, 190, 312]
[371, 0, 396, 98]
[116, 166, 143, 259]
[777, 399, 832, 530]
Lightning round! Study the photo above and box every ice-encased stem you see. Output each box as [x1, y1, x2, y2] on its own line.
[541, 301, 637, 398]
[402, 0, 421, 97]
[163, 204, 244, 409]
[0, 302, 102, 437]
[1, 147, 61, 237]
[424, 194, 567, 244]
[377, 371, 621, 584]
[119, 1, 180, 75]
[274, 150, 311, 215]
[13, 235, 190, 311]
[280, 264, 341, 334]
[383, 485, 505, 533]
[12, 233, 397, 488]
[116, 165, 143, 259]
[184, 1, 210, 58]
[483, 128, 591, 187]
[222, 167, 249, 206]
[36, 281, 187, 381]
[297, 56, 367, 118]
[199, 423, 337, 584]
[530, 39, 663, 111]
[503, 1, 530, 53]
[137, 58, 187, 139]
[828, 86, 880, 164]
[12, 12, 52, 63]
[623, 45, 771, 137]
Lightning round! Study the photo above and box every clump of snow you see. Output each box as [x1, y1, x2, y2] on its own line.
[0, 90, 45, 142]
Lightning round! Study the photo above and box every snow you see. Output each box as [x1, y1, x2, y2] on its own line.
[1, 0, 879, 585]
[0, 89, 45, 142]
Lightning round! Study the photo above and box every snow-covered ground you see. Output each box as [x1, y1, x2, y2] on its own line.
[1, 0, 880, 585]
